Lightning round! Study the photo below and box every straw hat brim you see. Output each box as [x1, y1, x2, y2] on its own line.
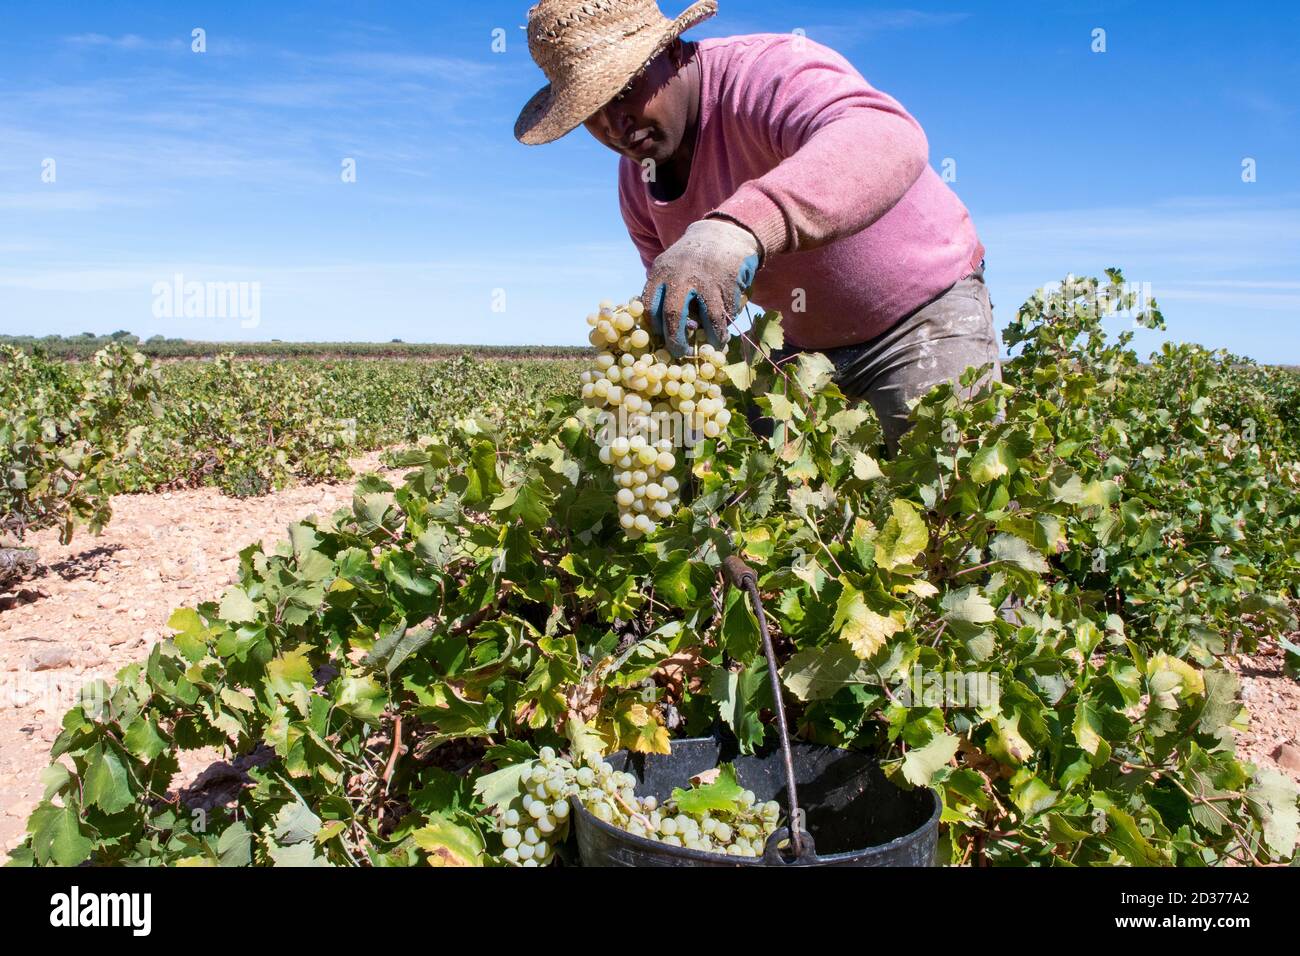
[515, 0, 718, 146]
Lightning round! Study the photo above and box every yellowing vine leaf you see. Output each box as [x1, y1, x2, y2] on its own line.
[834, 581, 903, 660]
[608, 700, 670, 755]
[412, 815, 485, 867]
[874, 500, 928, 570]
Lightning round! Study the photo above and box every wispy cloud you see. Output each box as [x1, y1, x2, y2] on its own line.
[694, 7, 971, 44]
[1233, 91, 1296, 121]
[808, 9, 972, 35]
[310, 51, 498, 80]
[1169, 279, 1300, 291]
[980, 196, 1300, 275]
[0, 34, 507, 194]
[0, 241, 50, 254]
[64, 33, 185, 52]
[977, 195, 1300, 360]
[0, 189, 143, 212]
[61, 31, 249, 56]
[0, 243, 646, 345]
[1156, 282, 1300, 312]
[0, 243, 638, 294]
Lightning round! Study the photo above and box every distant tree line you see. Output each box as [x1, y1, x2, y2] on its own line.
[0, 332, 593, 362]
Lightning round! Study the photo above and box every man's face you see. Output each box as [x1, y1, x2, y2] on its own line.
[582, 47, 691, 165]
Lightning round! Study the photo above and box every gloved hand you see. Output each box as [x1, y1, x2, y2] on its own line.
[643, 217, 761, 358]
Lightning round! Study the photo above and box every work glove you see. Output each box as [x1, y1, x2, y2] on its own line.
[643, 217, 762, 358]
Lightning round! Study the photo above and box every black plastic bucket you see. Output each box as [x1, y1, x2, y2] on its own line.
[571, 736, 941, 867]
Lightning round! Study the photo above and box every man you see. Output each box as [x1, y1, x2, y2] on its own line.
[516, 0, 999, 451]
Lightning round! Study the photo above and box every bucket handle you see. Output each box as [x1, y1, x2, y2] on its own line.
[722, 555, 808, 857]
[762, 827, 821, 866]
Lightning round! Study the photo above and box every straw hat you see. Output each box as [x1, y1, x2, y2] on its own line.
[515, 0, 718, 145]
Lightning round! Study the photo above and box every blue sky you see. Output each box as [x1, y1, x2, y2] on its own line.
[1, 1, 1297, 361]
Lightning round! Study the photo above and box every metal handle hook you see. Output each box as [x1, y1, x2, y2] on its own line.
[721, 555, 807, 856]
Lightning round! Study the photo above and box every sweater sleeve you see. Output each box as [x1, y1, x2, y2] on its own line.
[711, 37, 930, 258]
[618, 163, 665, 273]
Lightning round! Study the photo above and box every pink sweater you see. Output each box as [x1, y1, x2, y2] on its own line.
[618, 34, 984, 350]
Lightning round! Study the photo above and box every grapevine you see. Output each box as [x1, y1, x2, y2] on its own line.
[1, 343, 159, 554]
[5, 271, 1299, 868]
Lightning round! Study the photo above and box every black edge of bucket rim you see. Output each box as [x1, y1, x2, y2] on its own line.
[569, 751, 944, 866]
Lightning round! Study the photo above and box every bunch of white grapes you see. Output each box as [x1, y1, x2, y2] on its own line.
[579, 299, 733, 539]
[493, 747, 782, 865]
[494, 747, 574, 867]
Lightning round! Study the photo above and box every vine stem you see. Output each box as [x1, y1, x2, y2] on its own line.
[808, 523, 846, 577]
[382, 715, 404, 792]
[611, 789, 655, 831]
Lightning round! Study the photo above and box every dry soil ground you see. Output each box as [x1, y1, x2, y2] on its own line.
[1, 456, 1297, 857]
[0, 452, 399, 855]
